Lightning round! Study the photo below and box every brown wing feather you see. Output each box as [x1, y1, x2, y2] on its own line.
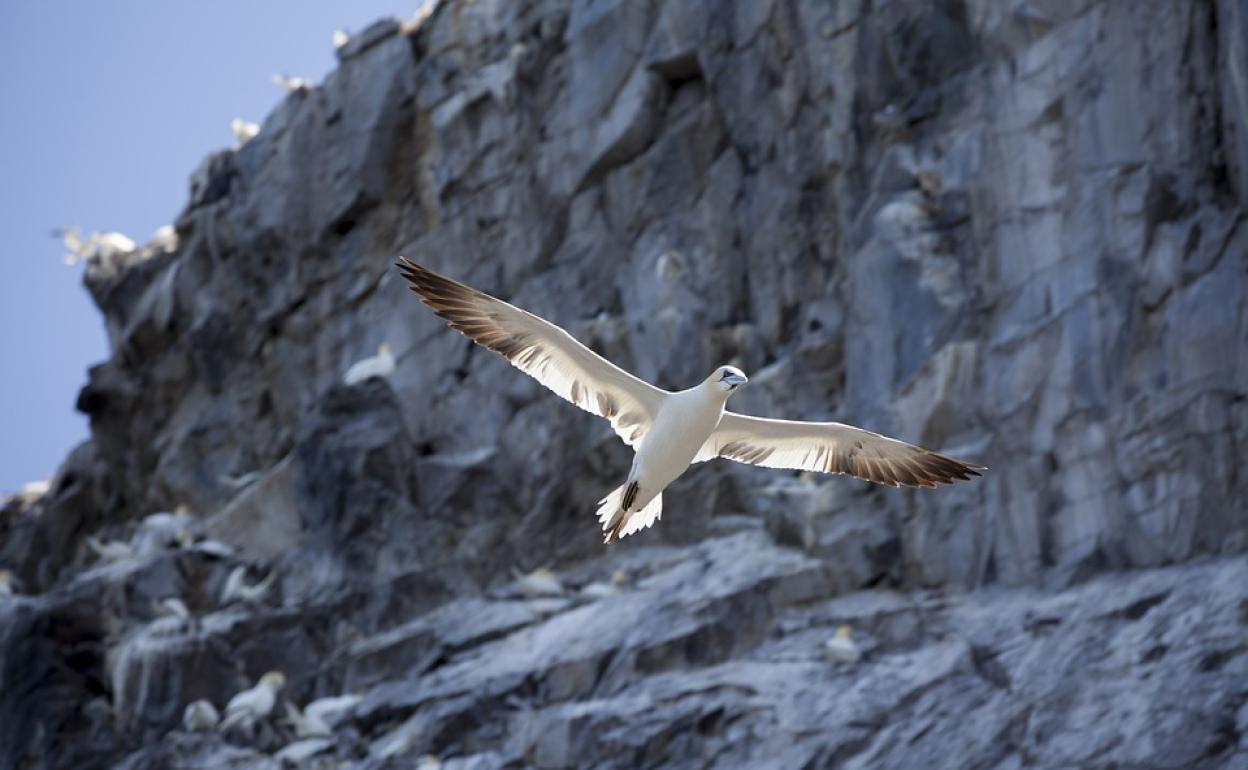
[395, 257, 666, 448]
[705, 412, 985, 488]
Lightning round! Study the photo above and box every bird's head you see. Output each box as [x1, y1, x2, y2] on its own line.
[260, 671, 287, 691]
[709, 365, 748, 395]
[378, 342, 394, 355]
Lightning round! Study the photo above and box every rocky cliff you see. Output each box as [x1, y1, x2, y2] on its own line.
[2, 1, 1246, 768]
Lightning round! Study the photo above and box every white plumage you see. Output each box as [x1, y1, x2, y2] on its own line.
[156, 597, 190, 621]
[272, 73, 311, 92]
[182, 699, 220, 732]
[511, 566, 564, 598]
[230, 118, 260, 144]
[343, 342, 396, 385]
[304, 693, 363, 727]
[283, 701, 331, 738]
[86, 535, 133, 563]
[221, 566, 274, 605]
[57, 227, 136, 266]
[823, 625, 862, 664]
[220, 671, 285, 731]
[284, 693, 362, 738]
[396, 258, 985, 543]
[149, 224, 178, 252]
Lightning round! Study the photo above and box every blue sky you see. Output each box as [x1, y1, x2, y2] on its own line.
[0, 2, 417, 493]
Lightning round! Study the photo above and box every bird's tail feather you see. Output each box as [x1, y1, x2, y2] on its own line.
[596, 483, 663, 544]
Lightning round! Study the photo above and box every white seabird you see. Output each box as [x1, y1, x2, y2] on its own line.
[183, 699, 221, 732]
[219, 671, 286, 731]
[272, 73, 311, 92]
[304, 693, 363, 728]
[230, 118, 260, 144]
[0, 569, 15, 596]
[156, 597, 191, 621]
[281, 692, 362, 738]
[343, 342, 396, 385]
[283, 701, 331, 738]
[86, 535, 134, 562]
[511, 566, 563, 598]
[395, 258, 986, 543]
[221, 566, 274, 605]
[56, 227, 137, 266]
[823, 625, 862, 664]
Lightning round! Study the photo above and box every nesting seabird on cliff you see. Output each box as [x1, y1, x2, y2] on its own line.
[396, 258, 985, 543]
[220, 671, 285, 731]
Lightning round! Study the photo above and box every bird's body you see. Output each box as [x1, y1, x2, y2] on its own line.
[183, 699, 220, 732]
[343, 342, 396, 385]
[396, 258, 985, 542]
[221, 566, 274, 605]
[230, 118, 259, 144]
[824, 625, 862, 664]
[220, 671, 285, 731]
[304, 693, 363, 728]
[596, 374, 740, 540]
[635, 382, 729, 500]
[86, 535, 133, 563]
[511, 566, 564, 598]
[284, 701, 331, 738]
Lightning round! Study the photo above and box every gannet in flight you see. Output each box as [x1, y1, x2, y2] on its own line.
[395, 258, 985, 543]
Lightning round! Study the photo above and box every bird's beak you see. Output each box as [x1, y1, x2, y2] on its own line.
[725, 372, 748, 388]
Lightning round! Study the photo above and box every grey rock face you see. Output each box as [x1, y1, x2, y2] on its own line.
[2, 0, 1247, 768]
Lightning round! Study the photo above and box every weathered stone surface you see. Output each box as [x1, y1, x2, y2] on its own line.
[3, 0, 1247, 767]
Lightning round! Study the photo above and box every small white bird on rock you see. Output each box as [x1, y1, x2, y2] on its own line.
[220, 671, 286, 731]
[156, 597, 191, 621]
[149, 224, 178, 252]
[182, 699, 220, 732]
[272, 73, 310, 92]
[0, 569, 15, 597]
[282, 692, 362, 738]
[57, 227, 137, 266]
[19, 479, 50, 498]
[395, 258, 986, 543]
[511, 566, 563, 598]
[304, 693, 364, 728]
[230, 118, 260, 144]
[141, 509, 194, 533]
[136, 509, 195, 555]
[283, 701, 331, 738]
[823, 625, 862, 665]
[343, 342, 396, 385]
[86, 535, 134, 563]
[221, 566, 275, 605]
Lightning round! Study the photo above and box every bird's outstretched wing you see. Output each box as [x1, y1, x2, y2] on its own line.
[396, 257, 666, 447]
[698, 412, 985, 488]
